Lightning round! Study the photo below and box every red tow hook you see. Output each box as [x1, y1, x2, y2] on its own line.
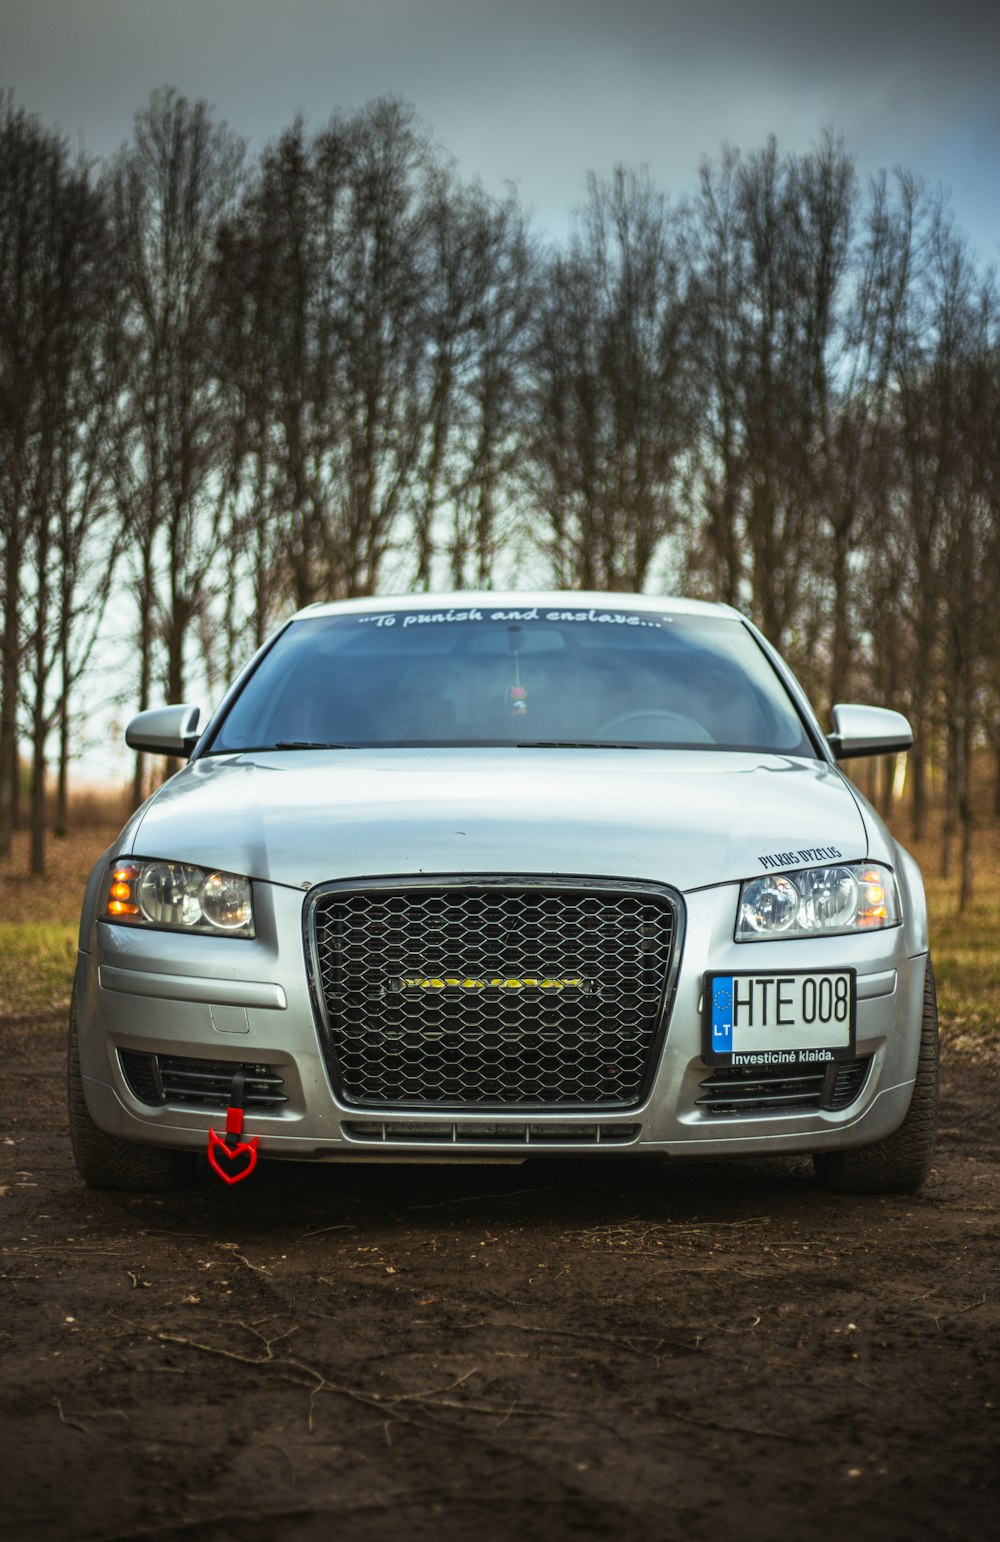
[206, 1068, 260, 1185]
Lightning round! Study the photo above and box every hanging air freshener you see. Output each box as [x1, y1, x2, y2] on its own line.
[507, 626, 527, 716]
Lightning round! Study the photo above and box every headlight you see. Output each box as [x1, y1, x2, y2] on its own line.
[102, 859, 255, 937]
[736, 863, 899, 940]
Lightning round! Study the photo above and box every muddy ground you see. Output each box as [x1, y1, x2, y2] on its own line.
[1, 1010, 998, 1542]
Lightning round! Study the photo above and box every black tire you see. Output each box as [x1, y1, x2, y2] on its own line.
[814, 957, 939, 1195]
[67, 989, 197, 1191]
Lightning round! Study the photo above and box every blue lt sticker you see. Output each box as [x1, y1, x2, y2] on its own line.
[711, 976, 734, 1055]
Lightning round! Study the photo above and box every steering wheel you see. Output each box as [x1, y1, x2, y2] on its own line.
[596, 710, 714, 743]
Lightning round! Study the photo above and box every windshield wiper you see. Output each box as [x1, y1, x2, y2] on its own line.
[273, 740, 358, 750]
[516, 741, 642, 750]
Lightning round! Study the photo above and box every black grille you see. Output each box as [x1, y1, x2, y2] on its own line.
[118, 1048, 160, 1104]
[342, 1120, 642, 1146]
[310, 881, 677, 1109]
[697, 1055, 872, 1117]
[118, 1051, 286, 1112]
[826, 1057, 873, 1110]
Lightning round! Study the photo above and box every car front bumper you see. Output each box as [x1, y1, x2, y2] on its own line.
[76, 874, 926, 1163]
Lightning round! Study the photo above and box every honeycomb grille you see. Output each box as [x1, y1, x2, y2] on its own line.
[310, 882, 677, 1109]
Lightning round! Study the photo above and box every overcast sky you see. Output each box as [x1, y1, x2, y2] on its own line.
[4, 0, 1000, 262]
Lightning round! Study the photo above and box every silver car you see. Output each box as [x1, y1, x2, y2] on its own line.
[69, 593, 937, 1193]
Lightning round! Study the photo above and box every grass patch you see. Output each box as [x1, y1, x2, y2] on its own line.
[923, 880, 1000, 1043]
[0, 824, 119, 1017]
[0, 921, 77, 1018]
[905, 791, 1000, 1046]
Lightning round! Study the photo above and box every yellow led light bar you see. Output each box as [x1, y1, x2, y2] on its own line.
[395, 975, 591, 992]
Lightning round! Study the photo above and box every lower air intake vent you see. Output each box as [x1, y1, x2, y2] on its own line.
[119, 1051, 285, 1112]
[826, 1056, 873, 1110]
[342, 1120, 642, 1146]
[697, 1056, 872, 1117]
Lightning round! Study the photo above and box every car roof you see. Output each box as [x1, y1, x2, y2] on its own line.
[292, 591, 744, 623]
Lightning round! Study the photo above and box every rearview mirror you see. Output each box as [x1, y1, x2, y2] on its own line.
[827, 703, 913, 760]
[125, 704, 202, 758]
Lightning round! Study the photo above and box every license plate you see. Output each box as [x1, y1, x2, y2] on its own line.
[703, 969, 856, 1066]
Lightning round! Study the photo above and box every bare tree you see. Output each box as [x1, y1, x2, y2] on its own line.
[414, 178, 537, 590]
[939, 269, 998, 905]
[687, 140, 830, 655]
[108, 88, 244, 795]
[822, 171, 923, 720]
[0, 96, 55, 856]
[788, 136, 858, 708]
[681, 145, 745, 608]
[215, 102, 447, 621]
[886, 191, 969, 842]
[529, 167, 694, 590]
[0, 97, 118, 871]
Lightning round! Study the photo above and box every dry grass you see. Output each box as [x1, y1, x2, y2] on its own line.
[0, 824, 124, 1017]
[0, 825, 123, 925]
[906, 820, 1000, 1047]
[53, 783, 135, 829]
[873, 754, 999, 1047]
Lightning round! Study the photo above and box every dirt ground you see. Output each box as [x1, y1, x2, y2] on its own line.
[1, 1009, 998, 1542]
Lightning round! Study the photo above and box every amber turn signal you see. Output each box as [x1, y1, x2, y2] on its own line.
[104, 862, 141, 918]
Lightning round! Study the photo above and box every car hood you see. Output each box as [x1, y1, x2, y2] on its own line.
[125, 748, 873, 894]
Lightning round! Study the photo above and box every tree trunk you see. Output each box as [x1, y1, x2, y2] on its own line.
[940, 719, 959, 881]
[29, 734, 46, 876]
[958, 723, 975, 912]
[879, 755, 896, 819]
[828, 523, 851, 710]
[0, 529, 23, 856]
[909, 727, 927, 843]
[131, 546, 155, 809]
[55, 689, 70, 838]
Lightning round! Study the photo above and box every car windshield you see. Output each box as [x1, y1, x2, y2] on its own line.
[206, 605, 816, 755]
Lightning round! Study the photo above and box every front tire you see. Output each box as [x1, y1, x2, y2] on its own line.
[67, 989, 197, 1191]
[814, 957, 939, 1195]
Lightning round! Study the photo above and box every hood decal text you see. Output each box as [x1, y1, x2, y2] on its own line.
[758, 845, 843, 870]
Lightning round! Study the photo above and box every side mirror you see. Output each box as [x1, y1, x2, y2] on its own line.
[827, 703, 913, 760]
[125, 704, 202, 758]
